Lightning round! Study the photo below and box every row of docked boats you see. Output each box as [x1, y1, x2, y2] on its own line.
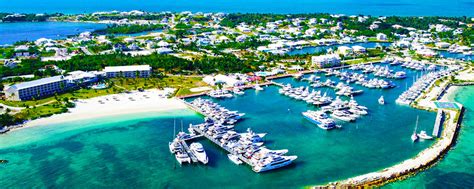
[326, 69, 397, 89]
[400, 61, 437, 71]
[190, 117, 297, 172]
[190, 98, 245, 125]
[396, 68, 458, 105]
[349, 64, 407, 79]
[279, 84, 332, 106]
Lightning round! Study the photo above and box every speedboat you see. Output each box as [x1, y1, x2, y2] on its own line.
[190, 142, 209, 164]
[254, 84, 264, 91]
[417, 130, 434, 140]
[228, 154, 243, 165]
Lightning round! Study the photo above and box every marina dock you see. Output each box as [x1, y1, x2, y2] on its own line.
[179, 140, 199, 163]
[190, 126, 255, 166]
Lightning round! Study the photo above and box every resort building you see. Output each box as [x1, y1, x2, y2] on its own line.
[311, 54, 341, 68]
[4, 76, 68, 101]
[103, 65, 152, 78]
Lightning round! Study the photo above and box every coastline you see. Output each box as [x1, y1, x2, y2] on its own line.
[7, 89, 188, 133]
[317, 75, 469, 188]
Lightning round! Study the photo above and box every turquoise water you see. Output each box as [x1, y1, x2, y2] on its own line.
[287, 42, 392, 56]
[438, 50, 474, 61]
[0, 22, 106, 45]
[384, 86, 474, 189]
[0, 65, 441, 188]
[0, 0, 472, 16]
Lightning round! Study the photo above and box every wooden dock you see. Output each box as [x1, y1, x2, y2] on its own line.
[433, 110, 444, 137]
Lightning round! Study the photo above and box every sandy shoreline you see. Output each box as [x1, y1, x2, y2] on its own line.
[11, 89, 189, 133]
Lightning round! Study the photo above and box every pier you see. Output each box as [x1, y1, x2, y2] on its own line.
[190, 126, 255, 167]
[179, 140, 199, 163]
[432, 110, 444, 138]
[318, 70, 466, 188]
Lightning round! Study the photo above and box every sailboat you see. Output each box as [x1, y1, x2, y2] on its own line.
[378, 95, 385, 105]
[169, 119, 179, 153]
[411, 116, 419, 142]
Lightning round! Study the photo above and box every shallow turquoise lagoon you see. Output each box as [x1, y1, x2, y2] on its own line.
[0, 65, 440, 188]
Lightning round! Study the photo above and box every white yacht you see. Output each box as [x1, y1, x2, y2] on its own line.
[208, 90, 233, 98]
[252, 154, 297, 173]
[302, 110, 337, 130]
[190, 142, 209, 164]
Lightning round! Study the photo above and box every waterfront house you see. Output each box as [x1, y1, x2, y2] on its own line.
[312, 54, 341, 68]
[103, 65, 152, 78]
[4, 75, 68, 101]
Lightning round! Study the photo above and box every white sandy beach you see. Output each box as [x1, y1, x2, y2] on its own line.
[16, 88, 188, 131]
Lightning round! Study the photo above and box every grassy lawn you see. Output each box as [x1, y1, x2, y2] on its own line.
[342, 56, 383, 65]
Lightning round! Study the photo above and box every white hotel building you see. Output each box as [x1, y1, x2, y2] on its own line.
[311, 54, 341, 68]
[103, 65, 152, 78]
[5, 76, 67, 101]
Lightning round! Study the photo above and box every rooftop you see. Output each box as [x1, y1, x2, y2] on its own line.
[8, 75, 64, 90]
[103, 65, 152, 72]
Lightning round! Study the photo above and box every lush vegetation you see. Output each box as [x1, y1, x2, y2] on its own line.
[94, 24, 165, 35]
[0, 13, 62, 22]
[0, 51, 260, 77]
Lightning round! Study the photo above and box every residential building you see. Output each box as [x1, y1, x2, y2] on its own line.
[103, 65, 152, 78]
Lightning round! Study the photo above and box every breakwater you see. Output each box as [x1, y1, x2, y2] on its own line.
[316, 74, 469, 188]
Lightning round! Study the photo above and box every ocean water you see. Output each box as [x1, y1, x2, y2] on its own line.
[0, 0, 472, 16]
[287, 42, 392, 56]
[0, 64, 440, 188]
[384, 86, 474, 189]
[0, 22, 106, 45]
